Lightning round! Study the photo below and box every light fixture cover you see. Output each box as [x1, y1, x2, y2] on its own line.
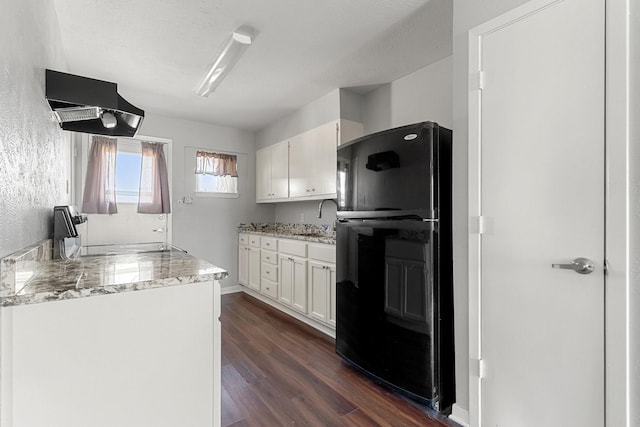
[100, 111, 117, 129]
[195, 26, 255, 97]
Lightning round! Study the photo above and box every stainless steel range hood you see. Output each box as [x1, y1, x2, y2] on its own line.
[45, 69, 144, 137]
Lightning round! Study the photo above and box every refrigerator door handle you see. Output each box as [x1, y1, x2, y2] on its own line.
[337, 209, 438, 221]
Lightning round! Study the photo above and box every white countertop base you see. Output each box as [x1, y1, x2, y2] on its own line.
[1, 280, 221, 427]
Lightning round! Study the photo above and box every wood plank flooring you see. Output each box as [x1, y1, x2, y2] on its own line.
[221, 292, 456, 427]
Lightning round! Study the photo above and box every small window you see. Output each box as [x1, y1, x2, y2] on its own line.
[195, 151, 239, 196]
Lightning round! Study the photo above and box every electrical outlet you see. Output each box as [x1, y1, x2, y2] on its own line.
[299, 213, 305, 223]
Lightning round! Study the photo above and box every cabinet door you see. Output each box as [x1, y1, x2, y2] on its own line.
[327, 264, 336, 327]
[309, 261, 328, 323]
[291, 257, 308, 314]
[288, 134, 308, 198]
[256, 147, 271, 201]
[308, 121, 338, 197]
[271, 141, 289, 199]
[248, 248, 261, 291]
[278, 255, 293, 306]
[238, 245, 249, 286]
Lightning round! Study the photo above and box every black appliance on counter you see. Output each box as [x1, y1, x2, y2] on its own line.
[53, 206, 87, 259]
[335, 121, 455, 413]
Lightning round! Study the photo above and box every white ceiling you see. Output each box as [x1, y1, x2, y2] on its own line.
[52, 0, 452, 131]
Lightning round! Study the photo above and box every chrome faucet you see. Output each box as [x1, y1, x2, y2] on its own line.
[317, 199, 338, 218]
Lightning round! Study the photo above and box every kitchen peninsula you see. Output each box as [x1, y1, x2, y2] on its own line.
[0, 241, 227, 427]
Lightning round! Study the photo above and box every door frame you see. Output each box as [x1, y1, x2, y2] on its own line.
[467, 0, 631, 426]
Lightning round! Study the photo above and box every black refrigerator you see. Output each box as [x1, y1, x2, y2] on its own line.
[335, 121, 455, 414]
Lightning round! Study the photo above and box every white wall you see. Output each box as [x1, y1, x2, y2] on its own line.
[0, 0, 70, 258]
[362, 56, 453, 134]
[256, 89, 341, 151]
[139, 114, 274, 290]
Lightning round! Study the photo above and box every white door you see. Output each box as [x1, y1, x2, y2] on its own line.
[270, 141, 289, 199]
[469, 0, 605, 426]
[81, 137, 171, 246]
[238, 245, 249, 286]
[248, 248, 261, 291]
[327, 265, 336, 327]
[255, 146, 271, 201]
[309, 261, 329, 323]
[308, 121, 338, 198]
[288, 134, 309, 198]
[279, 255, 293, 305]
[291, 257, 307, 313]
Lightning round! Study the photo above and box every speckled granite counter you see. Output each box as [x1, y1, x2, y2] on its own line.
[238, 222, 336, 245]
[0, 241, 228, 307]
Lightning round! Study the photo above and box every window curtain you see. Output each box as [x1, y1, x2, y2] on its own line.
[138, 142, 171, 214]
[194, 151, 238, 177]
[81, 136, 118, 214]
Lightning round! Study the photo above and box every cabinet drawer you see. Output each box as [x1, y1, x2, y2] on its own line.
[279, 239, 307, 257]
[239, 234, 248, 245]
[261, 249, 277, 265]
[248, 235, 261, 248]
[261, 278, 278, 299]
[261, 237, 278, 251]
[308, 243, 335, 263]
[261, 263, 278, 282]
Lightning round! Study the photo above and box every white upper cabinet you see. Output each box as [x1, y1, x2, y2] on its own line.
[256, 140, 289, 202]
[258, 119, 362, 204]
[289, 120, 338, 199]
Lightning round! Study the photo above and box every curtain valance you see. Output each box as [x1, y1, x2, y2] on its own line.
[195, 151, 238, 177]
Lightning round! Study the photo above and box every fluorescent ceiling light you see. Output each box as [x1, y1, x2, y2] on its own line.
[195, 27, 255, 97]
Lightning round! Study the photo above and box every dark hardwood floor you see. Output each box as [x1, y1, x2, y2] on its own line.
[220, 292, 455, 427]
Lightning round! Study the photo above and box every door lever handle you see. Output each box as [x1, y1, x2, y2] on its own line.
[152, 228, 165, 232]
[551, 257, 595, 274]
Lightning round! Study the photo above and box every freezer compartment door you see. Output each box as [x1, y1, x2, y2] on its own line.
[336, 122, 440, 214]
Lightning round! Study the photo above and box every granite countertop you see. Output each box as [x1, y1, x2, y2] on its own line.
[238, 223, 336, 245]
[0, 243, 228, 307]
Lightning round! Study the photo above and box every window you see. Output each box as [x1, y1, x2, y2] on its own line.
[195, 151, 239, 196]
[114, 141, 143, 204]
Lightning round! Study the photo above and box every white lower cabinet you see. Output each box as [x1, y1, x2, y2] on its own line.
[308, 243, 336, 327]
[238, 234, 335, 334]
[2, 282, 220, 427]
[239, 233, 261, 291]
[238, 244, 249, 286]
[247, 247, 261, 291]
[309, 260, 336, 327]
[261, 259, 278, 300]
[279, 254, 307, 313]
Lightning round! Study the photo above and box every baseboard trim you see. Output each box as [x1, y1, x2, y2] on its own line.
[449, 404, 469, 427]
[240, 286, 335, 339]
[220, 285, 242, 295]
